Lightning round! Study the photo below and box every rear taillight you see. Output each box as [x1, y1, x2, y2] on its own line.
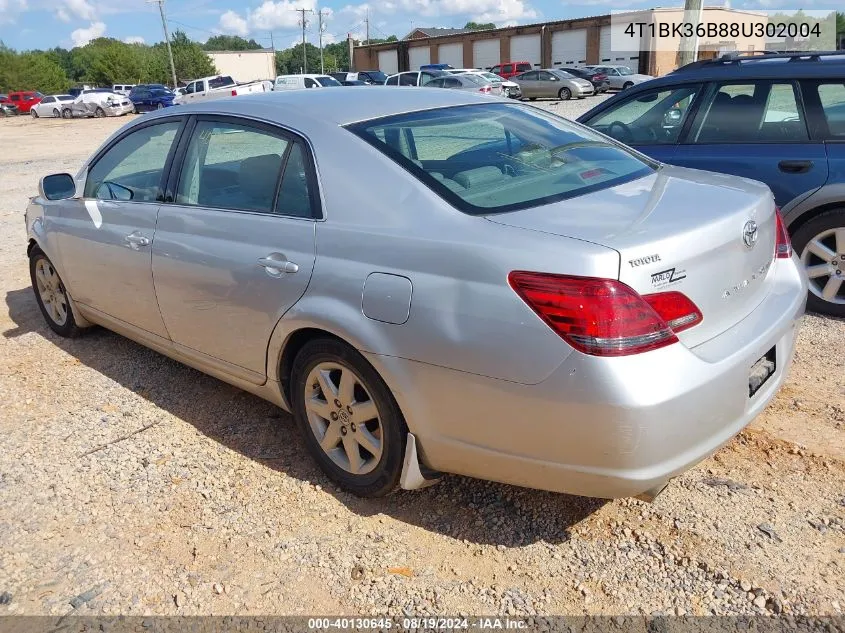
[231, 89, 238, 96]
[479, 86, 491, 93]
[508, 272, 702, 357]
[775, 207, 791, 259]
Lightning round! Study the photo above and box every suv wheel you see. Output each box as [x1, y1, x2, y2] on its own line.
[791, 208, 845, 317]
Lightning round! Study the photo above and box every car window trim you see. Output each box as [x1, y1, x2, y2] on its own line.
[164, 113, 323, 221]
[799, 78, 845, 142]
[82, 115, 189, 203]
[681, 79, 816, 146]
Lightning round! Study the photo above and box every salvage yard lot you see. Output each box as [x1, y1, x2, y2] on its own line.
[0, 104, 844, 617]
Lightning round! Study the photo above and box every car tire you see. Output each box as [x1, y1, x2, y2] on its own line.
[529, 97, 537, 101]
[94, 107, 105, 118]
[30, 109, 38, 118]
[52, 108, 60, 117]
[29, 247, 84, 338]
[790, 208, 845, 318]
[290, 337, 408, 498]
[61, 108, 72, 119]
[623, 81, 634, 89]
[558, 88, 572, 100]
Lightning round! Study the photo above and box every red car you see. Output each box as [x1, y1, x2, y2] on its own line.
[490, 61, 533, 80]
[2, 91, 43, 113]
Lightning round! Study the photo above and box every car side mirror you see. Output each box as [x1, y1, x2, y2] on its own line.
[663, 108, 683, 127]
[39, 173, 76, 201]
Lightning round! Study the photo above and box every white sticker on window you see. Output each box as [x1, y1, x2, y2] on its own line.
[84, 200, 102, 228]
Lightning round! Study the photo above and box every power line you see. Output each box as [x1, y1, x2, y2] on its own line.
[293, 8, 313, 73]
[148, 0, 178, 88]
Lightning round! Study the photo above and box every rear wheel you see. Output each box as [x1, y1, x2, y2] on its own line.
[29, 248, 83, 338]
[558, 87, 572, 100]
[623, 81, 634, 89]
[61, 108, 72, 119]
[94, 107, 105, 118]
[791, 209, 845, 317]
[290, 338, 407, 497]
[52, 108, 60, 117]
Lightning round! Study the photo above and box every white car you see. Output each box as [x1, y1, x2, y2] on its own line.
[61, 90, 134, 119]
[29, 94, 75, 118]
[384, 70, 447, 87]
[112, 84, 135, 96]
[273, 74, 342, 90]
[585, 65, 654, 90]
[448, 69, 521, 98]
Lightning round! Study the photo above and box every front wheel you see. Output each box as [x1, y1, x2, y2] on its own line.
[29, 248, 84, 337]
[791, 209, 845, 317]
[291, 338, 407, 497]
[61, 108, 73, 119]
[94, 107, 105, 118]
[52, 108, 60, 117]
[623, 81, 634, 89]
[558, 87, 572, 100]
[30, 109, 38, 118]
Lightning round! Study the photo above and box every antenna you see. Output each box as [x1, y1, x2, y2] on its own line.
[147, 0, 178, 89]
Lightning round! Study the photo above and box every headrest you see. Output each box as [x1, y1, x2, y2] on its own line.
[453, 166, 504, 189]
[239, 154, 282, 204]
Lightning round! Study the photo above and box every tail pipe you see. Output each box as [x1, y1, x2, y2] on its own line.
[634, 481, 669, 503]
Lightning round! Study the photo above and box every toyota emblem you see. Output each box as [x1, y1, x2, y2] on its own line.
[742, 220, 758, 249]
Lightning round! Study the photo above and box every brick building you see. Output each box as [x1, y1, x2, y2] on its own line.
[352, 8, 768, 77]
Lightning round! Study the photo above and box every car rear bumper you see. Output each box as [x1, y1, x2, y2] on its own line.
[369, 256, 807, 499]
[106, 104, 134, 116]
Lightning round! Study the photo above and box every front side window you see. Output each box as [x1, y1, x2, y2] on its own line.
[349, 103, 653, 214]
[185, 82, 196, 94]
[175, 120, 315, 217]
[304, 78, 318, 88]
[426, 78, 445, 88]
[316, 76, 340, 87]
[41, 97, 54, 104]
[85, 121, 181, 202]
[538, 71, 555, 81]
[502, 64, 513, 74]
[400, 73, 418, 86]
[11, 95, 19, 101]
[585, 85, 702, 145]
[520, 71, 538, 81]
[386, 75, 399, 85]
[692, 81, 808, 143]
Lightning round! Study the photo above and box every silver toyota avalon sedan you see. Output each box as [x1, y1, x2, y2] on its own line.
[25, 88, 807, 501]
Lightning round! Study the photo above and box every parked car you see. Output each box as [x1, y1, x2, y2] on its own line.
[274, 74, 342, 90]
[513, 69, 594, 100]
[384, 70, 447, 86]
[420, 63, 454, 71]
[448, 69, 521, 98]
[2, 91, 43, 113]
[174, 75, 267, 104]
[578, 51, 845, 316]
[129, 86, 176, 112]
[585, 65, 653, 90]
[490, 61, 533, 80]
[353, 70, 389, 85]
[61, 90, 134, 118]
[29, 94, 75, 118]
[26, 88, 805, 502]
[424, 73, 498, 95]
[112, 84, 136, 95]
[558, 66, 610, 93]
[341, 80, 368, 86]
[0, 102, 18, 116]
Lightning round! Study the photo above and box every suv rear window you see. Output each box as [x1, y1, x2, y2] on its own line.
[517, 63, 532, 72]
[348, 103, 653, 214]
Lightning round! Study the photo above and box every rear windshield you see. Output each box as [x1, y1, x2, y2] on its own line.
[516, 63, 532, 71]
[316, 76, 341, 87]
[364, 71, 388, 83]
[348, 103, 654, 214]
[209, 76, 235, 90]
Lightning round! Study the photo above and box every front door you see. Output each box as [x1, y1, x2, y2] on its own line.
[53, 118, 185, 338]
[152, 116, 318, 383]
[672, 80, 829, 208]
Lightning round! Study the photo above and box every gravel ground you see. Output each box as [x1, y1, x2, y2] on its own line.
[0, 100, 843, 618]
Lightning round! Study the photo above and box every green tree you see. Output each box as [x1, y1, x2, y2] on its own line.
[158, 31, 216, 84]
[323, 41, 350, 71]
[275, 42, 322, 74]
[837, 11, 844, 37]
[0, 44, 69, 92]
[203, 35, 263, 51]
[464, 21, 495, 30]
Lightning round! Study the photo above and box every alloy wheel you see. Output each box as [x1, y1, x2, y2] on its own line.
[304, 361, 383, 475]
[34, 258, 69, 326]
[801, 227, 845, 305]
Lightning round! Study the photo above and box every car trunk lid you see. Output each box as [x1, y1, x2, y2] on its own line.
[486, 165, 778, 347]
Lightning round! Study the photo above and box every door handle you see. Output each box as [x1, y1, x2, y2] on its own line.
[258, 256, 298, 276]
[778, 160, 813, 174]
[124, 231, 151, 250]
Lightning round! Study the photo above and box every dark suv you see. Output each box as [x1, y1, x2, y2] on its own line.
[578, 51, 845, 316]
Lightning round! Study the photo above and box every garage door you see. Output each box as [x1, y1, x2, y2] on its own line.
[509, 34, 541, 68]
[438, 42, 464, 68]
[473, 39, 500, 70]
[378, 49, 398, 75]
[599, 24, 640, 67]
[408, 46, 430, 70]
[551, 29, 586, 66]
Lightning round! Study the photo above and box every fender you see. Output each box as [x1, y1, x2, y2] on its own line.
[781, 183, 845, 229]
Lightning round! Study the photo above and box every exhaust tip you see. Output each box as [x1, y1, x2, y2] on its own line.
[634, 481, 669, 503]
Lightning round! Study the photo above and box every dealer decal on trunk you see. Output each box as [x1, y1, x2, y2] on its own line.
[651, 267, 687, 289]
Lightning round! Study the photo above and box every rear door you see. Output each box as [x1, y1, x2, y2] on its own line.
[517, 71, 538, 97]
[672, 80, 828, 208]
[152, 116, 318, 383]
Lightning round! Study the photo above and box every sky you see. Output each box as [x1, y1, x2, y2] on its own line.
[0, 0, 836, 52]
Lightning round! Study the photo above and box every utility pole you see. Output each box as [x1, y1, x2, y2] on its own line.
[365, 7, 369, 45]
[148, 0, 178, 89]
[318, 9, 329, 73]
[677, 0, 703, 67]
[294, 8, 312, 73]
[347, 34, 354, 72]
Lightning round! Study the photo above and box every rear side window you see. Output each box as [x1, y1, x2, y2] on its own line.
[348, 103, 653, 215]
[692, 81, 808, 143]
[85, 121, 181, 202]
[517, 63, 532, 72]
[400, 73, 418, 86]
[386, 75, 399, 85]
[817, 83, 845, 138]
[502, 64, 513, 73]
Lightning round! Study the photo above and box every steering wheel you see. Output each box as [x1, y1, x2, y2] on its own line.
[607, 121, 634, 143]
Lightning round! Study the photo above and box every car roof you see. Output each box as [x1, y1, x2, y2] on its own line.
[140, 86, 496, 127]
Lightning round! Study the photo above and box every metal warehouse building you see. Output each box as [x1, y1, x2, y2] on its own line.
[352, 8, 768, 77]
